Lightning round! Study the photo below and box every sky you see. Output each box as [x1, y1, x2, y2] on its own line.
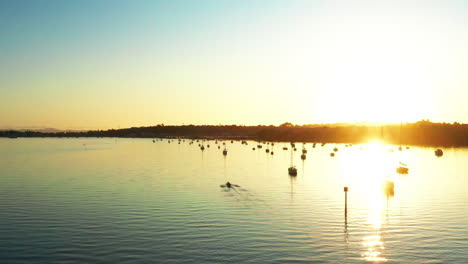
[1, 0, 468, 130]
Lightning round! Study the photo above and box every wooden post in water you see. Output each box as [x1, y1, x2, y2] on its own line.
[344, 186, 348, 218]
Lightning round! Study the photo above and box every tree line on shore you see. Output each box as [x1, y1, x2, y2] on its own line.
[1, 120, 467, 147]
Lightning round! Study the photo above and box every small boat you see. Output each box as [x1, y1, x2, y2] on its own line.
[288, 166, 298, 176]
[265, 149, 270, 153]
[396, 166, 408, 174]
[200, 145, 205, 151]
[257, 145, 263, 148]
[333, 147, 338, 152]
[301, 154, 306, 160]
[302, 148, 307, 154]
[330, 152, 335, 157]
[223, 149, 228, 156]
[220, 182, 240, 188]
[271, 151, 274, 155]
[435, 149, 443, 157]
[283, 147, 288, 150]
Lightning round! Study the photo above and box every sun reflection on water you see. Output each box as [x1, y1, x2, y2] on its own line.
[345, 141, 393, 262]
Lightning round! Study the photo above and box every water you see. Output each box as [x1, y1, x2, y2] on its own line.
[0, 138, 467, 263]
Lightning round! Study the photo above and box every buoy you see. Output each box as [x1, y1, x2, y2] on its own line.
[344, 187, 348, 217]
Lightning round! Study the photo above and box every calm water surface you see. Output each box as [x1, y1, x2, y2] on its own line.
[0, 138, 467, 263]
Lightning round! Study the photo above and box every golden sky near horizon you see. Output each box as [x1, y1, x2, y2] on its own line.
[1, 1, 467, 129]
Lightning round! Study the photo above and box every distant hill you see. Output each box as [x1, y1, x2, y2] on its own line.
[0, 127, 84, 133]
[1, 121, 467, 147]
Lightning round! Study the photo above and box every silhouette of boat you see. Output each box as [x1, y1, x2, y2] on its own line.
[435, 149, 443, 157]
[396, 166, 408, 174]
[223, 148, 228, 155]
[288, 166, 298, 176]
[301, 154, 306, 160]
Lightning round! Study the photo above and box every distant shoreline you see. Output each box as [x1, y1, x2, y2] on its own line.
[1, 121, 467, 147]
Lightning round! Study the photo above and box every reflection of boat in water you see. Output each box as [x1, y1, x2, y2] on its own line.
[435, 149, 443, 157]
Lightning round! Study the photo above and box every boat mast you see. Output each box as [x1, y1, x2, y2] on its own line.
[290, 146, 294, 167]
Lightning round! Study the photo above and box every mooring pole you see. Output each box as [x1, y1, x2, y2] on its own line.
[344, 186, 348, 218]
